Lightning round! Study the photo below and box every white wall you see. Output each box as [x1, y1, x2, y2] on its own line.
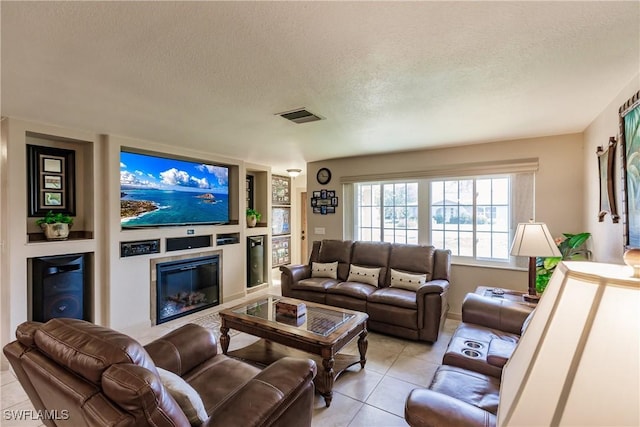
[307, 133, 585, 316]
[583, 75, 640, 263]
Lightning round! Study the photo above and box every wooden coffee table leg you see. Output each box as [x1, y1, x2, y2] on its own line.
[320, 356, 335, 407]
[220, 326, 230, 355]
[357, 330, 368, 368]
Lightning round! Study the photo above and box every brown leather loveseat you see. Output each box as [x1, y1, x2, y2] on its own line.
[280, 239, 451, 342]
[404, 293, 535, 427]
[3, 318, 317, 427]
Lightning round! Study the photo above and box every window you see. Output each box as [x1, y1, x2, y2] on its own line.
[348, 165, 534, 266]
[356, 182, 418, 244]
[430, 177, 510, 261]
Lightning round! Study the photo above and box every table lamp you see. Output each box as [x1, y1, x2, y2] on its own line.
[498, 260, 640, 426]
[510, 221, 561, 302]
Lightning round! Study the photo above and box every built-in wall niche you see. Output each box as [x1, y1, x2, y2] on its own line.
[26, 132, 94, 243]
[245, 169, 268, 228]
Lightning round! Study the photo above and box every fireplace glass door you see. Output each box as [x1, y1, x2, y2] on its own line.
[156, 255, 220, 324]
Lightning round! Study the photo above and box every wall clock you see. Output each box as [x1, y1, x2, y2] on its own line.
[316, 167, 332, 185]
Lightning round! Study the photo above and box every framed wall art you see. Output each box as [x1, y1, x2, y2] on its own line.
[27, 144, 76, 217]
[272, 235, 291, 267]
[272, 174, 291, 205]
[620, 90, 640, 248]
[597, 137, 619, 223]
[272, 206, 291, 235]
[311, 189, 338, 214]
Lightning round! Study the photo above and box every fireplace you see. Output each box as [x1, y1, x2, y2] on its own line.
[154, 254, 220, 324]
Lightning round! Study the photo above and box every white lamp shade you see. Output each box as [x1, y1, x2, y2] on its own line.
[510, 222, 562, 258]
[498, 261, 640, 426]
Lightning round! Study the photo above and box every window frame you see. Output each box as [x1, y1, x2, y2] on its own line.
[352, 172, 529, 267]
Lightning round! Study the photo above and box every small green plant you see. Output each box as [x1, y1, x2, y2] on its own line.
[536, 232, 591, 293]
[36, 211, 73, 226]
[246, 208, 261, 221]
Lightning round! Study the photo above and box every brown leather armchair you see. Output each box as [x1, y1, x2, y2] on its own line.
[4, 318, 317, 427]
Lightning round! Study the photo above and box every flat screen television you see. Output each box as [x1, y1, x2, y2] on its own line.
[120, 150, 230, 228]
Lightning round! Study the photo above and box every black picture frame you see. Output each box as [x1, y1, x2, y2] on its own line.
[27, 145, 76, 217]
[620, 90, 640, 248]
[310, 189, 339, 214]
[597, 137, 619, 223]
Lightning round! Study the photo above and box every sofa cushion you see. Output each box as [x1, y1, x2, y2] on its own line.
[429, 365, 500, 415]
[318, 240, 353, 281]
[292, 277, 339, 292]
[34, 318, 157, 385]
[389, 268, 426, 291]
[326, 282, 378, 300]
[350, 241, 391, 286]
[311, 261, 338, 279]
[368, 287, 417, 309]
[157, 367, 208, 426]
[388, 244, 435, 283]
[347, 265, 381, 287]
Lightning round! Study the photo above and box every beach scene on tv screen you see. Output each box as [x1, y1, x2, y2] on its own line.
[120, 151, 229, 227]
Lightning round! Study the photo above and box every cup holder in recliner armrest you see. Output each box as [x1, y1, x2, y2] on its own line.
[464, 340, 484, 349]
[461, 348, 482, 358]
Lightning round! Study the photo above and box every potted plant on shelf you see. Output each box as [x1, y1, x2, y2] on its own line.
[36, 211, 74, 241]
[246, 208, 261, 228]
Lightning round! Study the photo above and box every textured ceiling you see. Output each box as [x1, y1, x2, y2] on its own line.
[2, 1, 639, 174]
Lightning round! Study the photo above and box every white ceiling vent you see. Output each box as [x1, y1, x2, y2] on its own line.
[277, 108, 323, 124]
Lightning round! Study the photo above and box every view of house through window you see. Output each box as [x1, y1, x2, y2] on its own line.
[431, 177, 510, 260]
[354, 175, 514, 263]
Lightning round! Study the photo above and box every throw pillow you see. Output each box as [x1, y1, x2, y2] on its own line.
[311, 261, 338, 279]
[389, 268, 427, 291]
[156, 367, 208, 426]
[347, 265, 381, 287]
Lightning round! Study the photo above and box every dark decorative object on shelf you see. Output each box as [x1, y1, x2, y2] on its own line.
[27, 144, 76, 216]
[620, 90, 640, 248]
[311, 189, 338, 214]
[597, 137, 619, 223]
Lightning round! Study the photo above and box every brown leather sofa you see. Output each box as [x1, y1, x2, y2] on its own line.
[280, 240, 451, 342]
[404, 293, 535, 427]
[3, 318, 317, 427]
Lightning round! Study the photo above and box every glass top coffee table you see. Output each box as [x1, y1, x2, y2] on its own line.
[219, 296, 368, 407]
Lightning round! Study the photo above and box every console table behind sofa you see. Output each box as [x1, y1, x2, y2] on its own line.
[280, 240, 451, 342]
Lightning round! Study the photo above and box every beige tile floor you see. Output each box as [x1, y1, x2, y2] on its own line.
[0, 287, 458, 427]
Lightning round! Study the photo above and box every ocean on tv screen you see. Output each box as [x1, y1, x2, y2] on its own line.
[120, 151, 230, 227]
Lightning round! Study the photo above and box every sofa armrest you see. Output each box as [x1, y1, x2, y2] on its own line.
[145, 324, 218, 376]
[204, 357, 317, 427]
[280, 264, 311, 295]
[416, 279, 449, 296]
[405, 388, 496, 427]
[462, 293, 533, 335]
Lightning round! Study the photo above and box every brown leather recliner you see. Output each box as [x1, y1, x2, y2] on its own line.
[3, 318, 317, 427]
[404, 293, 535, 427]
